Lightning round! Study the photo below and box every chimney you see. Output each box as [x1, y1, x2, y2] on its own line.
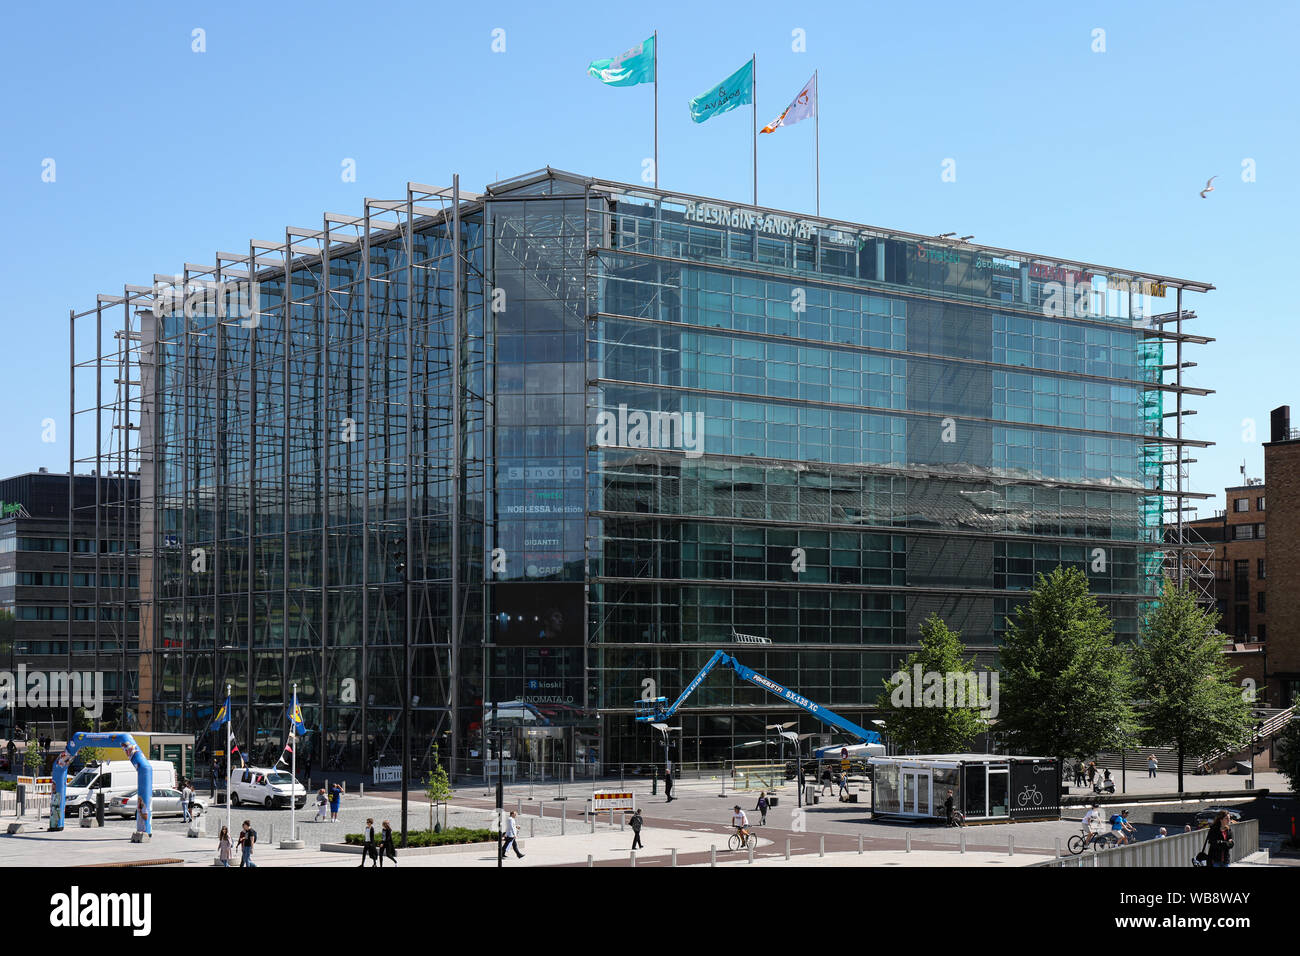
[1271, 405, 1291, 442]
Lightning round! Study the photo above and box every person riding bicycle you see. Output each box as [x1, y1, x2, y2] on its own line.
[731, 805, 751, 846]
[1110, 808, 1136, 846]
[1080, 803, 1103, 847]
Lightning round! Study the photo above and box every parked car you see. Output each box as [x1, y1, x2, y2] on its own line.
[228, 766, 307, 809]
[65, 760, 177, 819]
[1194, 807, 1244, 829]
[111, 788, 207, 819]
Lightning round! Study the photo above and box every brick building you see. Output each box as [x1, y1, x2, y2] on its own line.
[1263, 405, 1300, 707]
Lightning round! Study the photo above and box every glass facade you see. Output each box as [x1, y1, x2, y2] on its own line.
[83, 168, 1209, 774]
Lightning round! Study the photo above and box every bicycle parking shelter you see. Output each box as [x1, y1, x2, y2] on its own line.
[869, 754, 1060, 823]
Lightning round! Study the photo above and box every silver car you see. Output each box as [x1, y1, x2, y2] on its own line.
[111, 788, 207, 819]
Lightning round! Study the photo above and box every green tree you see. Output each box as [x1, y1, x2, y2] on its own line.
[1275, 719, 1300, 799]
[424, 744, 454, 833]
[878, 614, 989, 753]
[1133, 579, 1254, 792]
[997, 567, 1138, 775]
[23, 740, 43, 775]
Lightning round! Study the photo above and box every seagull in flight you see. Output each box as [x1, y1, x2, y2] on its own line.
[1200, 176, 1218, 199]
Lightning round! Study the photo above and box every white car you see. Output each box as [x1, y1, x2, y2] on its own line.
[65, 760, 177, 819]
[111, 788, 207, 819]
[228, 767, 307, 809]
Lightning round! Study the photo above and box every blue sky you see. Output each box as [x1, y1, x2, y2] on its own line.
[1, 0, 1295, 513]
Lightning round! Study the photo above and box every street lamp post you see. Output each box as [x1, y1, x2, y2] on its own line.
[491, 701, 503, 868]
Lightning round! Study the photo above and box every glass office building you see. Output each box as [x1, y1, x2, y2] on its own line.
[70, 168, 1212, 774]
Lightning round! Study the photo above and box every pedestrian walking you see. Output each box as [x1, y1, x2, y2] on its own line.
[663, 767, 674, 802]
[837, 772, 849, 799]
[217, 826, 233, 867]
[182, 779, 195, 823]
[755, 791, 769, 826]
[1147, 754, 1158, 779]
[237, 820, 257, 867]
[630, 809, 644, 850]
[1087, 762, 1097, 787]
[313, 788, 328, 822]
[210, 758, 219, 799]
[379, 820, 398, 867]
[943, 789, 955, 827]
[1072, 760, 1084, 789]
[359, 818, 378, 867]
[1205, 811, 1234, 868]
[500, 810, 525, 860]
[329, 782, 342, 822]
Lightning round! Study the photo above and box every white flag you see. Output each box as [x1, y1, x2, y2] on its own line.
[761, 72, 817, 134]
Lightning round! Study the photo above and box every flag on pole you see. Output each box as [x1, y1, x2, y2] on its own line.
[276, 737, 295, 768]
[287, 689, 307, 736]
[588, 35, 656, 86]
[689, 59, 753, 123]
[209, 695, 230, 732]
[761, 72, 816, 133]
[230, 742, 245, 767]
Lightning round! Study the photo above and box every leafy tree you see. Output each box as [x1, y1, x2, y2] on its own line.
[23, 740, 43, 775]
[1275, 719, 1300, 799]
[424, 744, 454, 833]
[1133, 580, 1255, 792]
[997, 567, 1138, 775]
[878, 614, 989, 753]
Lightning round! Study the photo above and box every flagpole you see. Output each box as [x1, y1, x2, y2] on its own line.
[225, 683, 231, 841]
[814, 70, 820, 217]
[751, 54, 757, 206]
[290, 684, 297, 843]
[653, 30, 659, 189]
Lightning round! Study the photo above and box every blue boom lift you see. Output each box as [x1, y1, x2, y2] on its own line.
[634, 649, 881, 745]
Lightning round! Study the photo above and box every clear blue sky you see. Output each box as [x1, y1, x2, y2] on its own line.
[1, 0, 1295, 513]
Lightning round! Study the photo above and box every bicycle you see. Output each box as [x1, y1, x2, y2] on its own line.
[728, 828, 755, 852]
[1067, 828, 1118, 854]
[935, 808, 965, 827]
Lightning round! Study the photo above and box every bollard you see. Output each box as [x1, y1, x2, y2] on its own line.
[671, 848, 678, 867]
[270, 824, 274, 844]
[590, 818, 595, 835]
[1008, 834, 1014, 856]
[748, 841, 755, 864]
[710, 844, 716, 867]
[785, 839, 790, 861]
[960, 831, 966, 854]
[819, 836, 824, 858]
[529, 818, 535, 838]
[1056, 837, 1062, 858]
[610, 808, 615, 828]
[540, 803, 544, 819]
[906, 831, 911, 853]
[561, 810, 566, 835]
[587, 854, 593, 867]
[360, 782, 364, 796]
[517, 798, 522, 816]
[858, 834, 863, 855]
[631, 850, 636, 867]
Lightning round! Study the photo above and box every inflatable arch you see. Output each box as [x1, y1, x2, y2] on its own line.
[50, 732, 153, 835]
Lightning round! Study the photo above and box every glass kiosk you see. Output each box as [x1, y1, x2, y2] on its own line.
[869, 754, 1060, 823]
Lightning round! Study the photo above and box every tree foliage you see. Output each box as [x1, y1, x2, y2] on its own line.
[878, 614, 988, 753]
[997, 567, 1138, 760]
[1133, 579, 1254, 788]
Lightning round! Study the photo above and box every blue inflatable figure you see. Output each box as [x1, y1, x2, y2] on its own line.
[50, 732, 153, 836]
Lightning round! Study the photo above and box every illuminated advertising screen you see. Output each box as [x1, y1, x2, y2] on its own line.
[491, 582, 584, 646]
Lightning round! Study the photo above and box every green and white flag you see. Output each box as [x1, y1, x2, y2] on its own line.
[689, 58, 753, 123]
[588, 35, 656, 87]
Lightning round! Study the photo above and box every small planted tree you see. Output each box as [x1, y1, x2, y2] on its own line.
[1134, 580, 1256, 792]
[424, 745, 454, 832]
[997, 567, 1139, 775]
[878, 614, 989, 754]
[23, 740, 44, 776]
[1275, 720, 1300, 809]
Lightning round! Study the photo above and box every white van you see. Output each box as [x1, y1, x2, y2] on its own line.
[64, 760, 177, 818]
[228, 766, 307, 809]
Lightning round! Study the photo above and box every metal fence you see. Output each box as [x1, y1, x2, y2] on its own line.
[1033, 819, 1259, 867]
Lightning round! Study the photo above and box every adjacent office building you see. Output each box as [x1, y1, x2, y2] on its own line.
[70, 168, 1213, 772]
[0, 470, 138, 738]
